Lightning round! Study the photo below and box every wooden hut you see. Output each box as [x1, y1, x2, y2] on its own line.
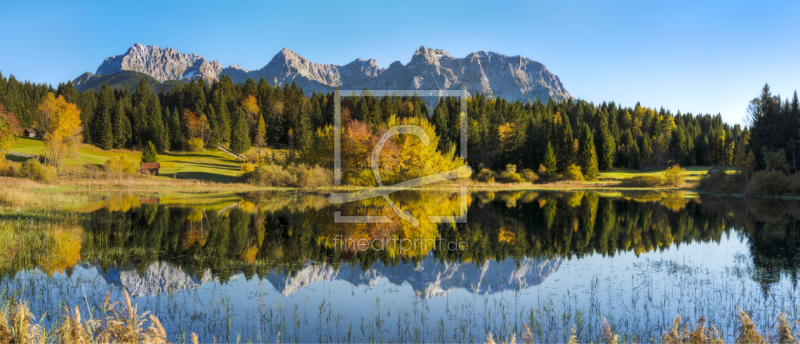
[140, 162, 161, 176]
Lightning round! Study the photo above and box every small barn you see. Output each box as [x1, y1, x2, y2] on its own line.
[140, 162, 161, 176]
[24, 128, 37, 137]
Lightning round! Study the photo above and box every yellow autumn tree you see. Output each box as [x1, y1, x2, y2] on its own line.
[241, 94, 260, 126]
[36, 93, 82, 174]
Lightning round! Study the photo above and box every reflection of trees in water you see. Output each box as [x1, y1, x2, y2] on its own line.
[66, 192, 800, 290]
[699, 196, 800, 293]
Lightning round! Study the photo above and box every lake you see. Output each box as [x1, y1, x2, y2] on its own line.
[1, 190, 799, 343]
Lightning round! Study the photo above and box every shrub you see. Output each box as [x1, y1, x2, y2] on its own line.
[520, 169, 539, 183]
[697, 172, 725, 191]
[697, 172, 745, 194]
[239, 164, 296, 187]
[0, 158, 21, 177]
[187, 137, 205, 152]
[744, 170, 787, 195]
[714, 176, 746, 193]
[292, 165, 330, 187]
[240, 162, 257, 174]
[476, 168, 497, 183]
[788, 174, 800, 194]
[238, 163, 331, 187]
[343, 168, 377, 186]
[104, 156, 137, 177]
[662, 165, 685, 187]
[620, 175, 664, 187]
[563, 164, 585, 181]
[18, 159, 55, 183]
[497, 164, 525, 183]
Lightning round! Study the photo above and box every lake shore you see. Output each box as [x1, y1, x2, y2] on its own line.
[0, 175, 704, 210]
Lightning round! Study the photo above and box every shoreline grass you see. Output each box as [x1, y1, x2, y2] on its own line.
[2, 254, 799, 343]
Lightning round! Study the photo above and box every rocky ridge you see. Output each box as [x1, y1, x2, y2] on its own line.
[78, 44, 571, 103]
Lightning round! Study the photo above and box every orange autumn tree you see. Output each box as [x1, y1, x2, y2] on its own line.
[0, 105, 22, 160]
[182, 109, 211, 149]
[36, 93, 82, 174]
[303, 116, 467, 186]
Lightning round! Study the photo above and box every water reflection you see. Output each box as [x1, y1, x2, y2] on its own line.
[2, 191, 800, 342]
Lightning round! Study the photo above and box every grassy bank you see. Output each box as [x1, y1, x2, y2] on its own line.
[11, 137, 244, 182]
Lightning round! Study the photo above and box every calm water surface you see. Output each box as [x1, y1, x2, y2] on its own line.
[2, 191, 800, 343]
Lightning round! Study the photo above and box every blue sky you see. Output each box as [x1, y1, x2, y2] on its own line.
[1, 0, 798, 125]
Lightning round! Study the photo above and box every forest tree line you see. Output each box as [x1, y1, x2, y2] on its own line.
[0, 70, 747, 178]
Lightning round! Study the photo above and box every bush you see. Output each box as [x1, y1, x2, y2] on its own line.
[238, 163, 331, 187]
[663, 164, 685, 187]
[18, 159, 55, 183]
[497, 164, 525, 183]
[343, 168, 378, 186]
[788, 174, 800, 194]
[563, 164, 585, 181]
[620, 175, 664, 187]
[714, 176, 746, 193]
[697, 172, 745, 194]
[239, 164, 296, 187]
[476, 168, 497, 183]
[187, 137, 205, 152]
[745, 170, 788, 195]
[105, 156, 137, 176]
[520, 169, 539, 183]
[240, 162, 257, 173]
[0, 158, 20, 177]
[292, 165, 330, 187]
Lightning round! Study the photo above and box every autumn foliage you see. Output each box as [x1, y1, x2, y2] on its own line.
[0, 104, 21, 159]
[35, 93, 82, 174]
[302, 115, 467, 186]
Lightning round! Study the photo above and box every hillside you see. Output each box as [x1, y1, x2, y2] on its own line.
[10, 137, 242, 182]
[73, 70, 188, 93]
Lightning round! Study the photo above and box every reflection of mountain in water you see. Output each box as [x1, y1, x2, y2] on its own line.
[264, 255, 562, 298]
[86, 255, 560, 298]
[88, 262, 224, 298]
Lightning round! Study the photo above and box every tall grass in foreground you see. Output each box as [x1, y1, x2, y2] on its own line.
[487, 310, 797, 344]
[0, 290, 208, 344]
[2, 291, 799, 344]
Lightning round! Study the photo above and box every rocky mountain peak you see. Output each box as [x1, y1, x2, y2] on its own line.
[95, 43, 222, 82]
[80, 45, 572, 103]
[409, 46, 451, 65]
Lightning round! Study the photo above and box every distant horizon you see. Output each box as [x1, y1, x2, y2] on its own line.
[2, 0, 800, 125]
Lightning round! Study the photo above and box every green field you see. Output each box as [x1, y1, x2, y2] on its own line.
[11, 137, 243, 182]
[597, 165, 734, 183]
[11, 136, 734, 185]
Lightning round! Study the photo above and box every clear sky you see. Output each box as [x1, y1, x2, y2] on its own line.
[1, 0, 798, 125]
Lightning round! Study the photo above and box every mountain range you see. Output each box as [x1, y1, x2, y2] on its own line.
[73, 43, 572, 103]
[89, 255, 561, 298]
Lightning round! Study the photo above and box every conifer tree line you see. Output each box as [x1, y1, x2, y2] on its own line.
[744, 84, 800, 174]
[0, 70, 745, 174]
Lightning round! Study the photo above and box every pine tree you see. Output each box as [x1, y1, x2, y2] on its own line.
[629, 141, 641, 169]
[141, 140, 159, 163]
[230, 109, 251, 154]
[166, 107, 184, 151]
[94, 85, 114, 150]
[578, 124, 599, 180]
[595, 115, 616, 170]
[112, 99, 126, 148]
[558, 114, 575, 170]
[543, 141, 557, 174]
[639, 135, 651, 166]
[95, 104, 113, 150]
